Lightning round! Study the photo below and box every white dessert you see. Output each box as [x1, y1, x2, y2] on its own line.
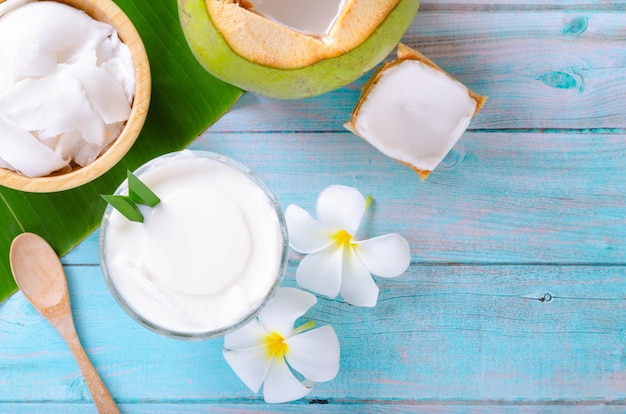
[101, 151, 286, 335]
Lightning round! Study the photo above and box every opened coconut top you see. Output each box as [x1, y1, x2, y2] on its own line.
[205, 0, 401, 68]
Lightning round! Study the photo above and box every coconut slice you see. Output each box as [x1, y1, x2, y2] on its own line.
[0, 116, 68, 177]
[0, 70, 106, 144]
[55, 130, 86, 163]
[0, 1, 112, 89]
[64, 63, 131, 124]
[344, 44, 487, 179]
[73, 122, 124, 167]
[97, 31, 136, 102]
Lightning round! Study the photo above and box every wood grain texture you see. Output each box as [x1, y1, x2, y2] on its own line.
[1, 403, 625, 414]
[0, 265, 624, 406]
[200, 131, 626, 264]
[1, 0, 625, 412]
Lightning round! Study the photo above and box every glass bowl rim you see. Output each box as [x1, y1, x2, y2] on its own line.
[98, 150, 289, 340]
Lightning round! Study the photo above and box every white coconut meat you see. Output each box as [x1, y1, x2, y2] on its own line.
[0, 116, 68, 178]
[244, 0, 345, 38]
[345, 44, 486, 179]
[0, 0, 30, 17]
[0, 1, 135, 178]
[0, 71, 106, 144]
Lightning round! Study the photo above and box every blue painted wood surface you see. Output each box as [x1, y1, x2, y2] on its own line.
[1, 1, 626, 412]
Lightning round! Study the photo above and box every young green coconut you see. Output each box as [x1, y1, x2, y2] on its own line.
[178, 0, 420, 100]
[345, 43, 487, 179]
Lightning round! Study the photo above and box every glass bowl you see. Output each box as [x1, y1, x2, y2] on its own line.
[99, 150, 288, 339]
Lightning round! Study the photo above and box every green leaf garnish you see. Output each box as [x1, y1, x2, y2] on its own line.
[101, 173, 161, 222]
[127, 170, 160, 207]
[101, 195, 144, 223]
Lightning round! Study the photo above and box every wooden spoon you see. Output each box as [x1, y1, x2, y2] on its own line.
[10, 232, 120, 414]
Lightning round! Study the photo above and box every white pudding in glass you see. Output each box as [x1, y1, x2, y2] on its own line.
[99, 150, 287, 339]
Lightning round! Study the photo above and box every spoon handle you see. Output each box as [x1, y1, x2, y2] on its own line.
[64, 329, 120, 414]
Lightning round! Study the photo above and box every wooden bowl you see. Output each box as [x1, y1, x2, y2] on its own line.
[0, 0, 150, 193]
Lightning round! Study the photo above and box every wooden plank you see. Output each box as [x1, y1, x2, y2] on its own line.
[63, 130, 626, 265]
[0, 266, 626, 403]
[403, 12, 626, 129]
[0, 264, 623, 403]
[211, 131, 626, 264]
[421, 1, 626, 9]
[210, 11, 626, 132]
[0, 402, 624, 414]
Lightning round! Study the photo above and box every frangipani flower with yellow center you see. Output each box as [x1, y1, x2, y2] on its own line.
[223, 287, 340, 403]
[286, 185, 411, 307]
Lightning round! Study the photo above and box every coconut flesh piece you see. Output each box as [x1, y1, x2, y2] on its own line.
[344, 44, 487, 179]
[0, 116, 68, 178]
[0, 0, 135, 178]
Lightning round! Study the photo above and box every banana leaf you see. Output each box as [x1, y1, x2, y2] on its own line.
[0, 0, 243, 302]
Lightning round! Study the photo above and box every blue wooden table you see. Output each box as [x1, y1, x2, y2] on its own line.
[1, 1, 626, 412]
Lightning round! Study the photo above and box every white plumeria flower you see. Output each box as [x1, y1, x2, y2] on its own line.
[223, 287, 340, 403]
[285, 185, 411, 307]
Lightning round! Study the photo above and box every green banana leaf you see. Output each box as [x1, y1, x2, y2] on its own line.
[0, 0, 243, 302]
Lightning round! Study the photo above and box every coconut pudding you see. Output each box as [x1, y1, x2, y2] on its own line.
[99, 151, 288, 339]
[0, 0, 135, 178]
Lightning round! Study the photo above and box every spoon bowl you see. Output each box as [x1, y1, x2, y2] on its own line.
[10, 232, 120, 414]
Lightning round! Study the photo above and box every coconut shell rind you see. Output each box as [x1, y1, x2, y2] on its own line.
[206, 0, 402, 69]
[179, 0, 421, 100]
